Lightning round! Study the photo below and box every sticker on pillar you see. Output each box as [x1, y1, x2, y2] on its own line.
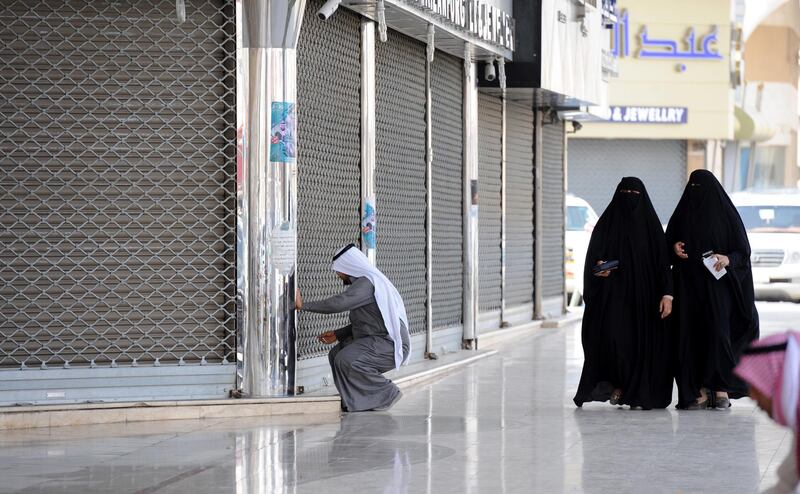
[470, 180, 479, 218]
[270, 222, 296, 274]
[361, 199, 376, 249]
[270, 102, 296, 163]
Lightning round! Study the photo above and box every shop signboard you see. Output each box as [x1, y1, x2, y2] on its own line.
[406, 0, 515, 51]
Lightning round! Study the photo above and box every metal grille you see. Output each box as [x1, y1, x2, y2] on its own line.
[567, 139, 687, 224]
[431, 51, 463, 330]
[478, 92, 502, 313]
[0, 0, 236, 369]
[506, 102, 534, 307]
[541, 121, 565, 298]
[376, 28, 427, 336]
[296, 0, 361, 359]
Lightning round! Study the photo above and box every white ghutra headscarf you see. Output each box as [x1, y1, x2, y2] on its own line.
[332, 245, 410, 369]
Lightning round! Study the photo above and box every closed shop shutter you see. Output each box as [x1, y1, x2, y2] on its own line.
[296, 1, 361, 359]
[0, 1, 236, 370]
[431, 52, 463, 330]
[567, 139, 687, 224]
[541, 121, 565, 299]
[375, 29, 427, 336]
[478, 93, 502, 313]
[505, 102, 534, 307]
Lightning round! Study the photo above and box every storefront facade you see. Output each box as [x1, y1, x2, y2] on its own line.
[570, 0, 737, 221]
[0, 0, 609, 405]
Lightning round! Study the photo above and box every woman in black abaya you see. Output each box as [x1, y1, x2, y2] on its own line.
[574, 177, 674, 410]
[666, 170, 759, 410]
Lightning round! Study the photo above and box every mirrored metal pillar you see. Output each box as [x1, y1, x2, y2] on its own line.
[533, 110, 544, 320]
[499, 58, 509, 328]
[425, 24, 436, 358]
[462, 45, 479, 347]
[361, 19, 377, 265]
[236, 0, 307, 398]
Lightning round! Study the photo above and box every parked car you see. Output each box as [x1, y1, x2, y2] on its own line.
[565, 194, 599, 305]
[732, 189, 800, 303]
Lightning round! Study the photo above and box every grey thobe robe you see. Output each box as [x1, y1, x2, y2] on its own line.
[304, 277, 409, 412]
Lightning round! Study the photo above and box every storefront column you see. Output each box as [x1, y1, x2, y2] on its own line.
[361, 19, 377, 265]
[425, 24, 436, 358]
[236, 0, 306, 398]
[462, 45, 479, 347]
[499, 58, 509, 328]
[562, 118, 569, 314]
[533, 110, 544, 320]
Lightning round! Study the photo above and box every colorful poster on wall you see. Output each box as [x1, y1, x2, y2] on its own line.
[270, 102, 296, 163]
[361, 198, 376, 249]
[470, 179, 479, 218]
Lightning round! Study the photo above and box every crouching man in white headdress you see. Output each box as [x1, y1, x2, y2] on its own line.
[296, 244, 411, 412]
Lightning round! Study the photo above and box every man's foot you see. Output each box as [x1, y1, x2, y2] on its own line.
[372, 391, 403, 412]
[609, 389, 623, 406]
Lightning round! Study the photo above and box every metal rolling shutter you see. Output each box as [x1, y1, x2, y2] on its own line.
[431, 51, 463, 330]
[375, 29, 427, 336]
[0, 1, 236, 370]
[505, 102, 534, 307]
[567, 139, 687, 224]
[478, 93, 502, 313]
[297, 0, 361, 359]
[541, 121, 565, 299]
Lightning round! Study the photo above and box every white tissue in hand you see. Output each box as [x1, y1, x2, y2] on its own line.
[702, 255, 727, 280]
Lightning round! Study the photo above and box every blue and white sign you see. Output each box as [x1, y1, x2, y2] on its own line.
[612, 11, 723, 72]
[600, 106, 688, 124]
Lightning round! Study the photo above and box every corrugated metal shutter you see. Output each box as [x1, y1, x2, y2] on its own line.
[567, 139, 687, 224]
[541, 121, 565, 299]
[0, 0, 236, 370]
[296, 0, 361, 359]
[505, 102, 534, 307]
[478, 93, 502, 313]
[375, 29, 427, 336]
[431, 52, 463, 330]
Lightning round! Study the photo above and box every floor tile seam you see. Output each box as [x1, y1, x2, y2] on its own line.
[98, 422, 231, 465]
[173, 417, 249, 439]
[128, 463, 222, 494]
[759, 430, 790, 483]
[102, 433, 189, 466]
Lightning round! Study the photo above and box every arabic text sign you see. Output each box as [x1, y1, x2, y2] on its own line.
[408, 0, 515, 51]
[601, 106, 688, 124]
[612, 11, 723, 64]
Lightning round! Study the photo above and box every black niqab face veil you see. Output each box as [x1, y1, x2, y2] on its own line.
[667, 170, 750, 261]
[616, 177, 644, 213]
[686, 169, 718, 210]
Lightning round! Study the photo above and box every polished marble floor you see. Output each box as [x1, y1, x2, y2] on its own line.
[2, 302, 798, 494]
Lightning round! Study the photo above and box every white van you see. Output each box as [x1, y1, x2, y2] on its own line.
[732, 189, 800, 303]
[565, 194, 599, 305]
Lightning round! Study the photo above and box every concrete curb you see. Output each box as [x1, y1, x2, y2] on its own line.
[480, 320, 543, 347]
[0, 346, 502, 431]
[541, 311, 583, 328]
[0, 396, 341, 431]
[394, 350, 498, 390]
